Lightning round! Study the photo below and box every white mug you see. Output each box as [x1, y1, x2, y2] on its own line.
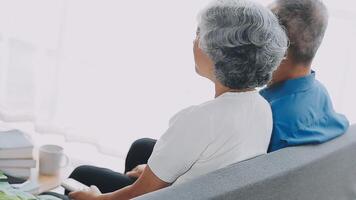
[39, 144, 69, 175]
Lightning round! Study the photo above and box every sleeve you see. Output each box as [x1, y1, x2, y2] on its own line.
[147, 106, 213, 183]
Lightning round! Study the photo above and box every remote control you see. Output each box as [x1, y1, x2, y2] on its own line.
[61, 178, 90, 192]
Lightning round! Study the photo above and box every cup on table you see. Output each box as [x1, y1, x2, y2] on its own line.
[39, 144, 69, 176]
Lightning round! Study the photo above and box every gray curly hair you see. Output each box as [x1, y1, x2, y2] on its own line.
[198, 0, 288, 89]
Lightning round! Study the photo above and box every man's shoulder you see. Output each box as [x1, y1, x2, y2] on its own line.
[261, 79, 334, 121]
[262, 78, 329, 104]
[265, 77, 349, 152]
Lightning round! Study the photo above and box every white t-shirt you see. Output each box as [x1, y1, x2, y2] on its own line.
[147, 91, 272, 185]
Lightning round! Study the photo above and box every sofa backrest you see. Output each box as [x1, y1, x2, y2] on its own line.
[135, 124, 356, 200]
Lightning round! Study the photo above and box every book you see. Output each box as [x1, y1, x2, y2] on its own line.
[0, 159, 36, 168]
[0, 147, 33, 159]
[0, 130, 33, 159]
[0, 129, 33, 149]
[0, 168, 31, 179]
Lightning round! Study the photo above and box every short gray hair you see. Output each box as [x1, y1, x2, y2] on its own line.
[198, 0, 288, 90]
[273, 0, 328, 64]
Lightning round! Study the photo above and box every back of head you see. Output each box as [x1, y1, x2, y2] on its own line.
[273, 0, 329, 65]
[198, 0, 288, 90]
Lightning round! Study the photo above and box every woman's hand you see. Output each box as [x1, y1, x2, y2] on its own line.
[95, 165, 169, 200]
[69, 185, 103, 200]
[126, 164, 146, 178]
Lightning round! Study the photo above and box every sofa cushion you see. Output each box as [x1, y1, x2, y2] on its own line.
[135, 124, 356, 200]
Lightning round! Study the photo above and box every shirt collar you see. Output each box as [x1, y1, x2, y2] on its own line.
[261, 71, 316, 100]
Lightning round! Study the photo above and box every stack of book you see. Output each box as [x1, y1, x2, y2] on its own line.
[0, 130, 36, 179]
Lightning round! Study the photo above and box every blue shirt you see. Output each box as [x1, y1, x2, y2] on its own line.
[260, 71, 349, 152]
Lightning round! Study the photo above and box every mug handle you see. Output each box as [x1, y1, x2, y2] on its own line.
[61, 154, 69, 168]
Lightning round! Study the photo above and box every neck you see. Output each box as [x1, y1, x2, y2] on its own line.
[270, 59, 312, 86]
[214, 82, 255, 98]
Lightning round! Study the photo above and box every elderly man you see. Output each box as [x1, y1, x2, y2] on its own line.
[260, 0, 349, 152]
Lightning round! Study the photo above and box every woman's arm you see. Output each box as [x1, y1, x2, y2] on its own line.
[69, 165, 170, 200]
[103, 165, 169, 200]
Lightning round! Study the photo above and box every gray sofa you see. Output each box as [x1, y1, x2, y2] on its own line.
[135, 124, 356, 200]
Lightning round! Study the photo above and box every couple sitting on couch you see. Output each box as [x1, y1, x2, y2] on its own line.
[67, 0, 349, 199]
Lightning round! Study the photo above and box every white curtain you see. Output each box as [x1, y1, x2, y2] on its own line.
[0, 0, 355, 161]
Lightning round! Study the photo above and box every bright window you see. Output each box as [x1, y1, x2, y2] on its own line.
[0, 0, 355, 169]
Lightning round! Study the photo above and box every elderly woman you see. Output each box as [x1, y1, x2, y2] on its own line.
[68, 0, 287, 199]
